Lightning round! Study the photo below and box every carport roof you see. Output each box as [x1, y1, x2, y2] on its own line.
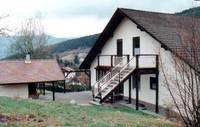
[0, 59, 65, 85]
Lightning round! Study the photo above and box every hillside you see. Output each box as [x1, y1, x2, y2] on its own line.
[0, 97, 179, 127]
[52, 34, 99, 54]
[177, 6, 200, 16]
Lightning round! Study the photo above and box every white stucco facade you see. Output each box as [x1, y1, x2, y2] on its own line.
[90, 17, 175, 108]
[0, 84, 29, 99]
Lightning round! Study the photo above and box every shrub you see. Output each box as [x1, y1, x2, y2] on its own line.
[42, 84, 90, 93]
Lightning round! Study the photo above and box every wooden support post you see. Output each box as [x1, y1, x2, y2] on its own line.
[136, 55, 139, 68]
[97, 55, 100, 66]
[111, 55, 113, 67]
[135, 73, 139, 110]
[127, 55, 130, 64]
[96, 69, 98, 82]
[43, 83, 45, 95]
[155, 55, 159, 113]
[155, 72, 159, 113]
[128, 76, 131, 103]
[135, 55, 139, 110]
[111, 92, 114, 104]
[52, 82, 55, 101]
[63, 81, 66, 93]
[85, 70, 91, 90]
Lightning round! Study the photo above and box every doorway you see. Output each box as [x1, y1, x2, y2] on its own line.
[116, 39, 124, 95]
[117, 39, 123, 56]
[28, 83, 38, 98]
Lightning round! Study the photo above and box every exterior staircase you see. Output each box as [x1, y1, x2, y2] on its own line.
[91, 56, 136, 104]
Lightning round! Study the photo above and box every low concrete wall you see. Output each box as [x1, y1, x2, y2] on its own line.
[0, 84, 28, 99]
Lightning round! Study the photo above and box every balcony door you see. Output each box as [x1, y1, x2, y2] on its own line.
[133, 37, 140, 56]
[116, 39, 123, 95]
[115, 39, 123, 65]
[117, 39, 123, 56]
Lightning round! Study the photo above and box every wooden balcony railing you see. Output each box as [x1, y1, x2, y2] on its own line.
[97, 54, 130, 67]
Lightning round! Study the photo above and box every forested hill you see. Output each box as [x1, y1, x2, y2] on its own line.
[53, 34, 99, 54]
[177, 6, 200, 16]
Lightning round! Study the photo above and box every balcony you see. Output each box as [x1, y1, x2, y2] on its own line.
[96, 54, 158, 69]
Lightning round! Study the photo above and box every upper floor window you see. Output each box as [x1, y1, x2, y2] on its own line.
[133, 37, 140, 56]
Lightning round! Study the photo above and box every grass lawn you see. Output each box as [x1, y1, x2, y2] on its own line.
[0, 97, 181, 127]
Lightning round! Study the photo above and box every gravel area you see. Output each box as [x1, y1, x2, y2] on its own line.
[39, 91, 92, 105]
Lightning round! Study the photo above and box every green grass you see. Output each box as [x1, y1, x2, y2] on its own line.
[0, 97, 178, 127]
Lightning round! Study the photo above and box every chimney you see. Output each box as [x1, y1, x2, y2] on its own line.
[25, 52, 31, 64]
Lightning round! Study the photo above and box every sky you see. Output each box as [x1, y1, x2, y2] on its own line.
[0, 0, 199, 38]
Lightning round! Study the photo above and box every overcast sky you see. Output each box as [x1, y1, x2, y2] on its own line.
[0, 0, 199, 38]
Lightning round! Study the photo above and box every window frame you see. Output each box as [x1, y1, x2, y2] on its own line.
[150, 77, 157, 90]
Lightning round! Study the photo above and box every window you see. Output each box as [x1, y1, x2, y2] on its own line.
[150, 77, 157, 90]
[133, 37, 140, 56]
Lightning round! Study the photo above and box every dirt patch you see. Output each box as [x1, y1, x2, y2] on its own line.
[0, 113, 36, 123]
[0, 113, 11, 123]
[0, 113, 62, 126]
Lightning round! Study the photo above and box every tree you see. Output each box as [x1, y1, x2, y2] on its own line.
[74, 55, 80, 65]
[160, 13, 200, 127]
[0, 15, 9, 36]
[9, 17, 52, 59]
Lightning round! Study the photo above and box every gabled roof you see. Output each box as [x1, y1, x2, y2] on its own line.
[80, 8, 200, 69]
[0, 59, 65, 85]
[62, 67, 75, 72]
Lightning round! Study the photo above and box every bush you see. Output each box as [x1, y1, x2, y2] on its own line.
[66, 84, 90, 92]
[43, 84, 90, 93]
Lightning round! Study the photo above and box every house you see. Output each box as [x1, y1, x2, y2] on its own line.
[62, 66, 76, 78]
[80, 8, 200, 113]
[62, 67, 80, 85]
[62, 67, 90, 86]
[0, 54, 65, 100]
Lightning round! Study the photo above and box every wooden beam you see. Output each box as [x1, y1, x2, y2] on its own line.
[52, 82, 55, 101]
[128, 76, 131, 103]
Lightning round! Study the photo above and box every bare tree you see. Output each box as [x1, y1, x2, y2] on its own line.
[160, 12, 200, 127]
[0, 14, 9, 36]
[9, 16, 52, 59]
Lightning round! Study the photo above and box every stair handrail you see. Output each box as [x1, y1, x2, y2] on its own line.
[98, 56, 136, 95]
[92, 56, 127, 97]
